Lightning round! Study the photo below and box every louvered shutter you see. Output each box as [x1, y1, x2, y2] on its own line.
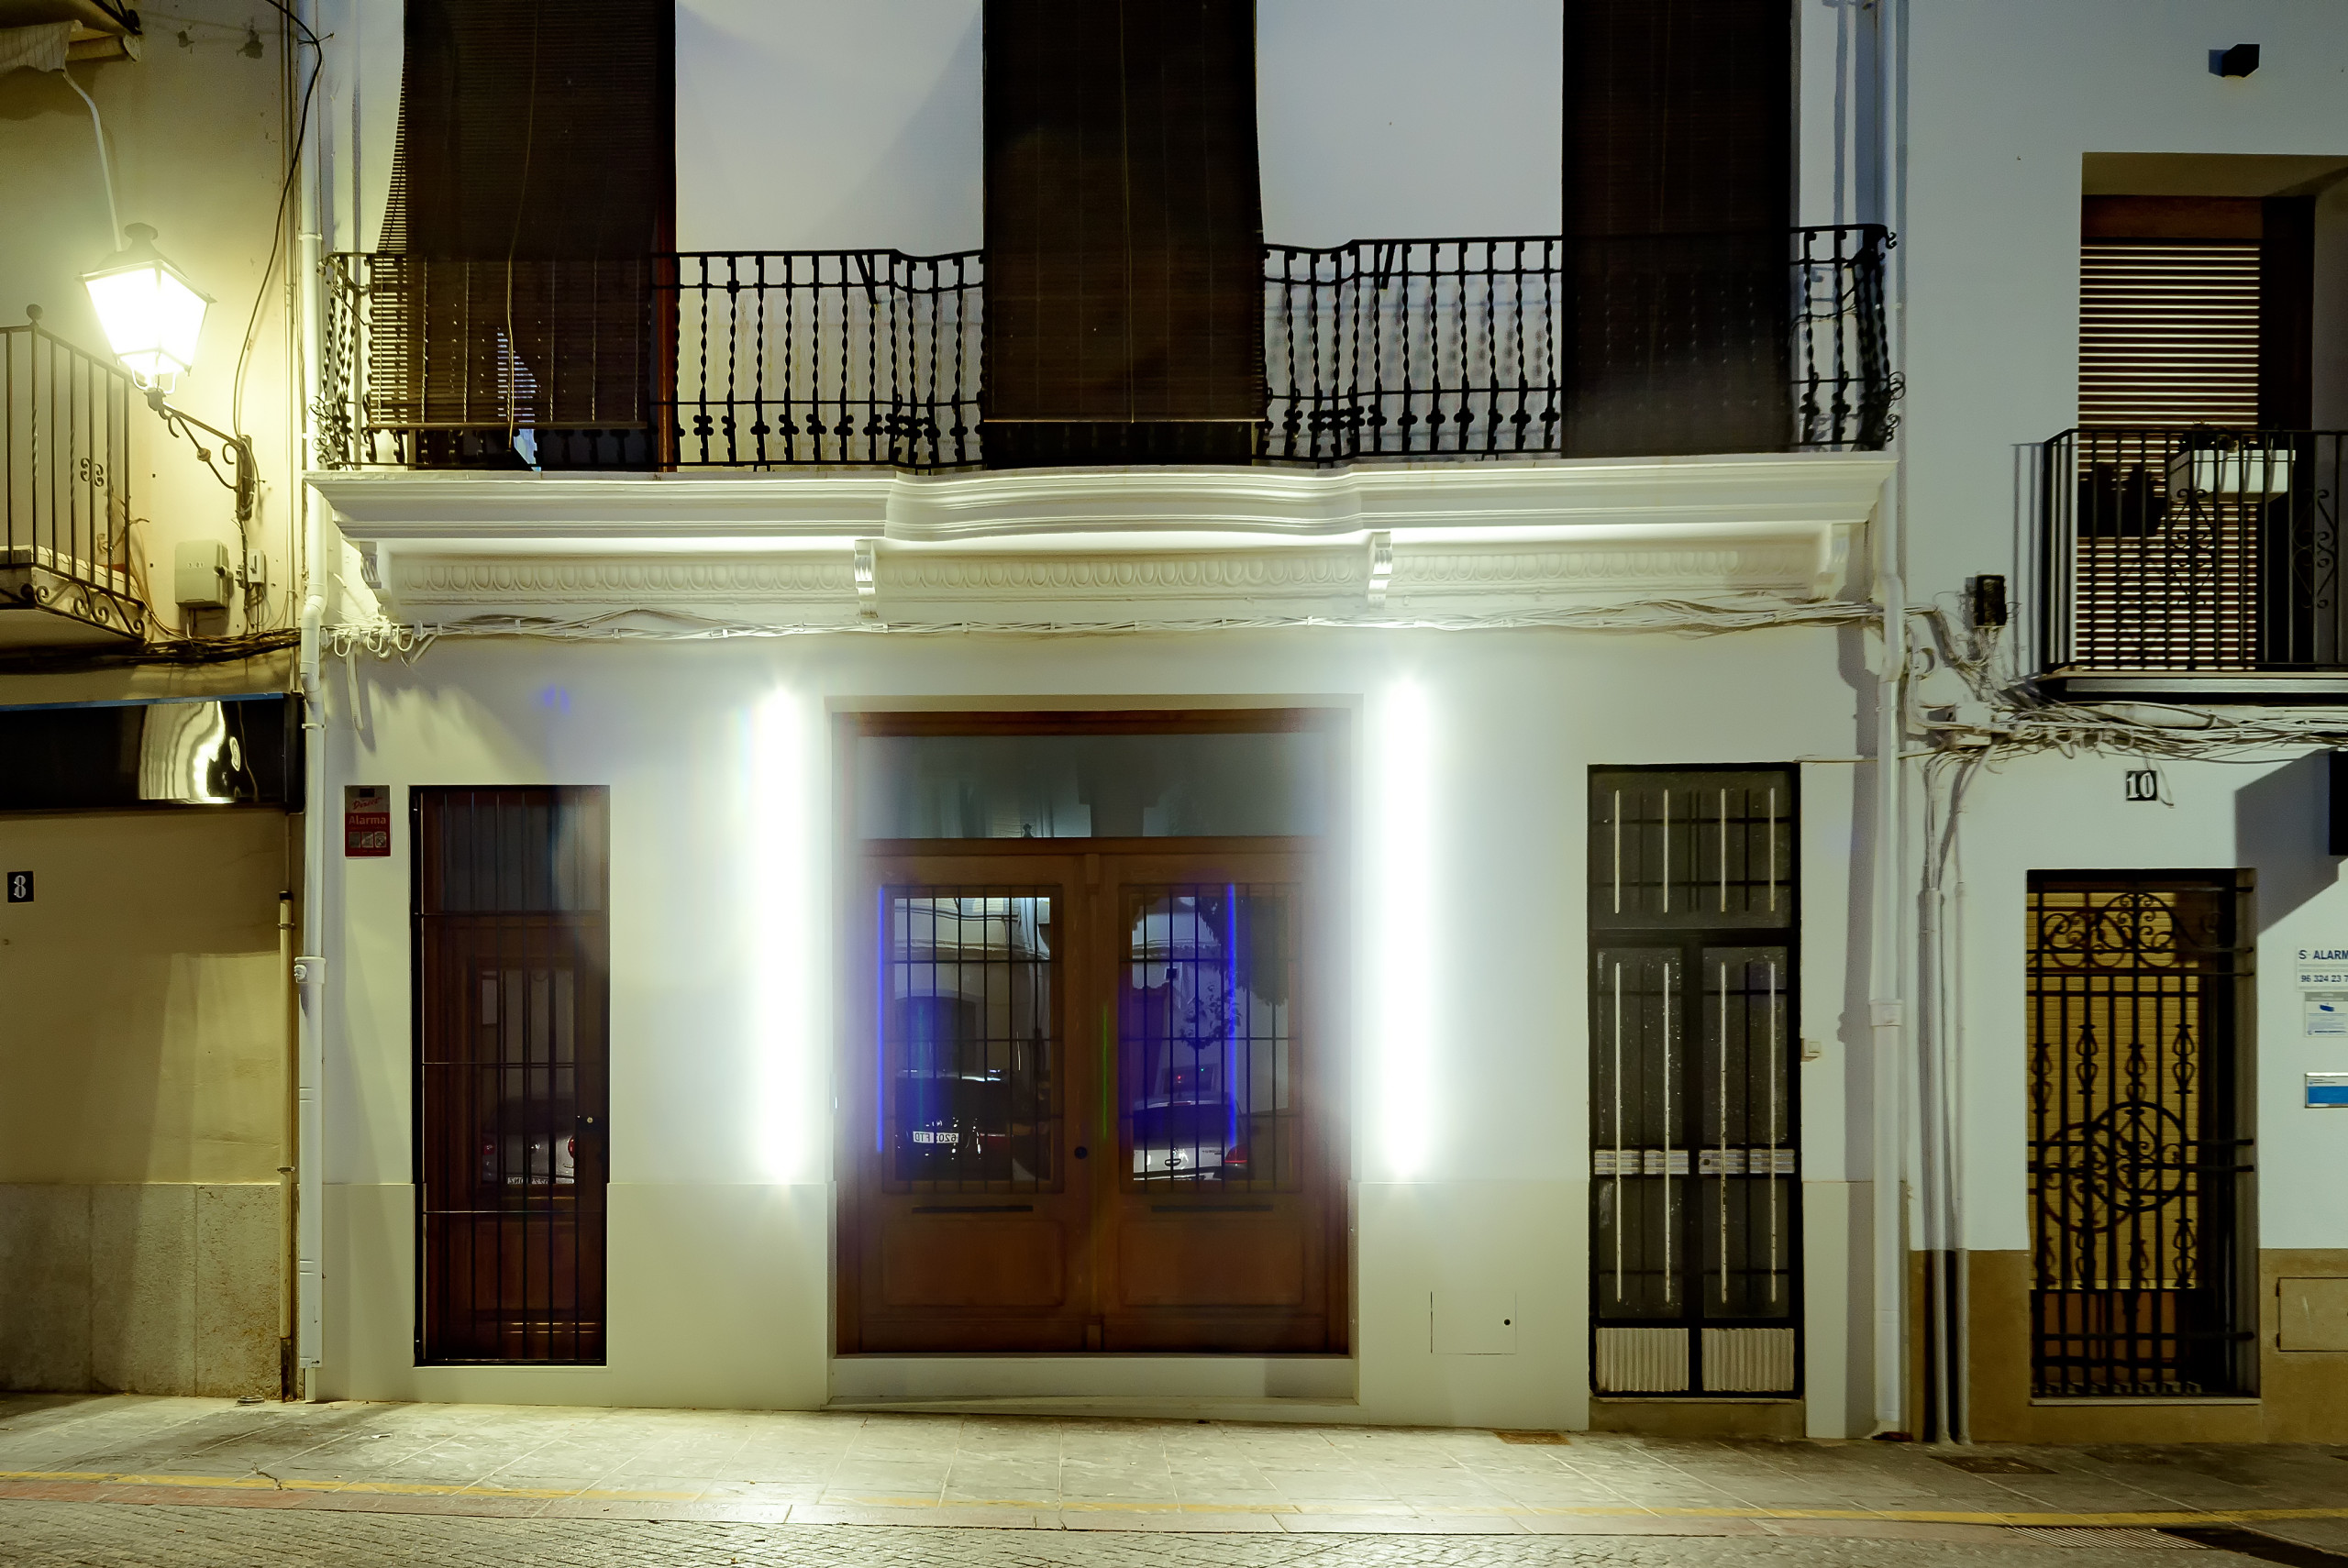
[379, 0, 670, 468]
[1562, 0, 1791, 458]
[982, 0, 1265, 466]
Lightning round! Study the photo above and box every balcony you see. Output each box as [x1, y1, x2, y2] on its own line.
[2035, 427, 2348, 701]
[2, 314, 149, 648]
[316, 227, 1895, 473]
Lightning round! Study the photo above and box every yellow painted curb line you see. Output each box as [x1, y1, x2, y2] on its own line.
[5, 1469, 2348, 1529]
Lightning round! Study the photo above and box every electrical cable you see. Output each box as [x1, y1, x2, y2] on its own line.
[314, 596, 1885, 662]
[228, 1, 323, 441]
[58, 67, 120, 246]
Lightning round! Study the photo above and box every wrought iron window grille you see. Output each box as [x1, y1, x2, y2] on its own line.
[2024, 871, 2255, 1399]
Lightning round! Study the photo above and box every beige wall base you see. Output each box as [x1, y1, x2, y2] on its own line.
[1966, 1249, 2348, 1442]
[1588, 1398, 1806, 1439]
[0, 1182, 281, 1397]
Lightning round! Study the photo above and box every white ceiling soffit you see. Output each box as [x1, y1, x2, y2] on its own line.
[2082, 152, 2348, 199]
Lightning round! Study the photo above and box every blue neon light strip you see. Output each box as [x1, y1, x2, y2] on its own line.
[875, 887, 888, 1154]
[1224, 883, 1240, 1154]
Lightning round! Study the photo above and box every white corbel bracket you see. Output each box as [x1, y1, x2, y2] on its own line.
[1366, 530, 1394, 608]
[853, 538, 878, 618]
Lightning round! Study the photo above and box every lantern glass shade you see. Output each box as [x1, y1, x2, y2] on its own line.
[82, 225, 210, 390]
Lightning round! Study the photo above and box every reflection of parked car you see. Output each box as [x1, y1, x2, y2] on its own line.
[1131, 1088, 1246, 1178]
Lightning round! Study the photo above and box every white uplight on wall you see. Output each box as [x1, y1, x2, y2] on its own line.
[746, 689, 826, 1185]
[82, 224, 211, 391]
[1372, 678, 1439, 1180]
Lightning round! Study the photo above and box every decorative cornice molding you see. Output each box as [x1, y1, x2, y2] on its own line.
[378, 536, 1847, 625]
[393, 556, 854, 602]
[335, 455, 1885, 626]
[310, 453, 1893, 548]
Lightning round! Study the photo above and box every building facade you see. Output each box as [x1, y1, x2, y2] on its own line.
[3, 0, 2345, 1443]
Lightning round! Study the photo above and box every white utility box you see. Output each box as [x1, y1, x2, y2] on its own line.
[173, 541, 231, 608]
[2166, 447, 2293, 499]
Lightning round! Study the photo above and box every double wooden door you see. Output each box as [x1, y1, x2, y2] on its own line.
[840, 842, 1344, 1353]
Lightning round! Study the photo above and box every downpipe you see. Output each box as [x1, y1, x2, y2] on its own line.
[1867, 0, 1912, 1441]
[292, 0, 327, 1397]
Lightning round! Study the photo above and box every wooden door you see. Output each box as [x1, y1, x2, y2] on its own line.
[840, 842, 1343, 1354]
[1095, 848, 1339, 1353]
[846, 855, 1092, 1352]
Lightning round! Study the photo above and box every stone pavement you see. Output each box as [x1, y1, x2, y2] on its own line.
[0, 1505, 2311, 1568]
[1, 1394, 2346, 1565]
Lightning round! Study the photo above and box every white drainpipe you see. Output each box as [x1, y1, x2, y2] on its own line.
[1868, 0, 1911, 1439]
[293, 0, 328, 1393]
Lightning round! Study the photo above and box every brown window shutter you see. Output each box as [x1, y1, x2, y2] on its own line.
[382, 0, 672, 468]
[2077, 198, 2265, 427]
[1562, 0, 1791, 458]
[982, 0, 1265, 465]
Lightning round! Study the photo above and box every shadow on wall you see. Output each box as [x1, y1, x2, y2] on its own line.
[2235, 753, 2341, 930]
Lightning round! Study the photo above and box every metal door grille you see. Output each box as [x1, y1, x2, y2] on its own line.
[880, 888, 1059, 1193]
[2026, 873, 2253, 1397]
[1119, 885, 1300, 1191]
[415, 788, 610, 1364]
[1589, 769, 1800, 1396]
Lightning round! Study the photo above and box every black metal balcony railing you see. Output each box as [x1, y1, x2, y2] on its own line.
[2, 310, 147, 641]
[319, 254, 658, 469]
[663, 250, 983, 469]
[317, 226, 1896, 471]
[1264, 226, 1894, 463]
[2039, 428, 2348, 676]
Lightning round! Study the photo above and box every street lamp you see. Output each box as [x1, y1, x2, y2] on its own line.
[78, 224, 253, 524]
[81, 224, 210, 392]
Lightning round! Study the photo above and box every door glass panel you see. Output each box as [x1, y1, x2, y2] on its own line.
[1118, 885, 1299, 1191]
[1696, 946, 1794, 1320]
[478, 966, 580, 1188]
[880, 889, 1058, 1191]
[1591, 946, 1685, 1319]
[858, 731, 1330, 838]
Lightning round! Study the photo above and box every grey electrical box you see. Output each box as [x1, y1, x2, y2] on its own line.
[174, 541, 231, 608]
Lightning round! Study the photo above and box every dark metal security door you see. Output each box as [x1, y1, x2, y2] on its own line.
[415, 788, 610, 1363]
[1589, 769, 1800, 1396]
[2025, 873, 2253, 1397]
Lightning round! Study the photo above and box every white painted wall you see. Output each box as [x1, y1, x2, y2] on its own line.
[1899, 0, 2348, 600]
[670, 0, 1566, 256]
[675, 0, 985, 255]
[1256, 0, 1561, 247]
[1895, 0, 2348, 1266]
[316, 622, 1872, 1428]
[1946, 750, 2348, 1256]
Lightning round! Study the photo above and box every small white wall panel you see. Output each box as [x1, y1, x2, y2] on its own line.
[1431, 1289, 1517, 1355]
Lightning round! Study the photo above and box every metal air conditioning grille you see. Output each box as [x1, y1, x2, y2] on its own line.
[1700, 1327, 1797, 1392]
[1593, 1326, 1689, 1392]
[2078, 241, 2261, 426]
